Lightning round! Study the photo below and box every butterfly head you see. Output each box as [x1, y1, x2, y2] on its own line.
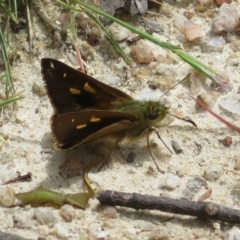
[147, 99, 171, 127]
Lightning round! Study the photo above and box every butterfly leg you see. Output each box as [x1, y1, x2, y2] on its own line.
[147, 128, 172, 173]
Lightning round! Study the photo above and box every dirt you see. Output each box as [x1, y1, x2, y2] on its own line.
[0, 1, 240, 240]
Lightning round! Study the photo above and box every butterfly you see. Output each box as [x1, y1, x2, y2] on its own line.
[41, 58, 196, 171]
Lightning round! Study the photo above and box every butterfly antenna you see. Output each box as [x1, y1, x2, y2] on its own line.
[160, 73, 191, 99]
[168, 113, 197, 128]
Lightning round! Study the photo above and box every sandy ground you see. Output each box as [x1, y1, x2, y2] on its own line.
[0, 1, 240, 240]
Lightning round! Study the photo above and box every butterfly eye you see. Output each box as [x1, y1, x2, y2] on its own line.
[148, 111, 159, 120]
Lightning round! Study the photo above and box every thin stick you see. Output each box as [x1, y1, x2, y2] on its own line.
[26, 0, 33, 53]
[191, 95, 240, 134]
[97, 190, 240, 224]
[33, 1, 61, 31]
[69, 7, 85, 73]
[3, 172, 32, 185]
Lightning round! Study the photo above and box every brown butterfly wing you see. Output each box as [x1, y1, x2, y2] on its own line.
[52, 110, 139, 149]
[41, 58, 132, 115]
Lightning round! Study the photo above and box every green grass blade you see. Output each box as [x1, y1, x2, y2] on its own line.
[0, 96, 22, 109]
[54, 0, 221, 84]
[0, 25, 16, 96]
[0, 1, 18, 23]
[85, 11, 132, 66]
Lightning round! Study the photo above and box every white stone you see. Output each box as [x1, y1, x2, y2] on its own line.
[0, 186, 15, 207]
[204, 165, 222, 181]
[16, 111, 27, 123]
[225, 226, 240, 240]
[108, 22, 131, 41]
[0, 124, 8, 135]
[54, 223, 69, 239]
[164, 174, 180, 189]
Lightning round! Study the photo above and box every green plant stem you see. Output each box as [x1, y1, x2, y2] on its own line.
[54, 0, 221, 84]
[0, 27, 15, 96]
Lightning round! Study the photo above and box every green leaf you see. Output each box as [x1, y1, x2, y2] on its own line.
[16, 155, 105, 208]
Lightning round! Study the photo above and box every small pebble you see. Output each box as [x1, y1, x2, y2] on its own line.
[130, 40, 155, 64]
[197, 92, 221, 108]
[108, 22, 131, 41]
[38, 225, 50, 236]
[54, 223, 69, 239]
[79, 42, 94, 60]
[87, 35, 100, 46]
[0, 186, 15, 207]
[128, 80, 139, 92]
[34, 208, 58, 226]
[105, 75, 121, 86]
[214, 0, 232, 6]
[157, 64, 175, 76]
[148, 62, 158, 72]
[13, 215, 33, 229]
[197, 0, 213, 6]
[115, 59, 126, 70]
[0, 124, 8, 136]
[189, 71, 206, 95]
[192, 228, 207, 238]
[155, 145, 172, 160]
[183, 177, 208, 200]
[59, 204, 76, 222]
[176, 165, 187, 177]
[141, 18, 164, 34]
[212, 3, 239, 34]
[127, 152, 136, 163]
[127, 226, 136, 235]
[219, 94, 240, 117]
[137, 220, 154, 231]
[184, 11, 195, 20]
[96, 228, 109, 239]
[234, 155, 240, 170]
[32, 81, 47, 96]
[148, 227, 170, 240]
[103, 206, 117, 219]
[171, 140, 182, 154]
[202, 36, 226, 52]
[230, 39, 240, 51]
[164, 174, 180, 190]
[224, 226, 240, 240]
[174, 13, 188, 28]
[16, 111, 27, 123]
[204, 165, 222, 181]
[76, 13, 102, 37]
[219, 136, 232, 147]
[180, 23, 203, 41]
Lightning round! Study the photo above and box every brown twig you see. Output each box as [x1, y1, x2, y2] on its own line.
[3, 172, 32, 185]
[33, 0, 61, 31]
[191, 95, 240, 134]
[97, 190, 240, 224]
